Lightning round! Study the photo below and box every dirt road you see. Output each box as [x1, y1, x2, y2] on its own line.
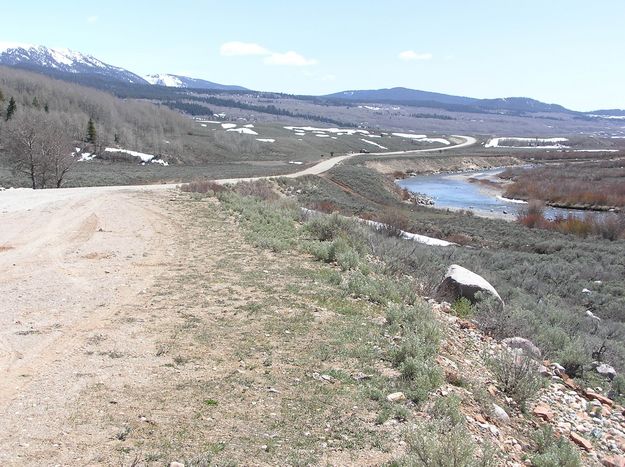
[0, 186, 180, 464]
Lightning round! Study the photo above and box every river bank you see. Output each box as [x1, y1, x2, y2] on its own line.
[365, 155, 522, 177]
[396, 167, 617, 221]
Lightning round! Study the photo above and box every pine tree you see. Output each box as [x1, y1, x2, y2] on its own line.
[5, 97, 17, 121]
[0, 88, 4, 103]
[32, 96, 40, 109]
[86, 118, 97, 143]
[44, 103, 49, 113]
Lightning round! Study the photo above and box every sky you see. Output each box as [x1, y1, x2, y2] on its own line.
[1, 0, 624, 111]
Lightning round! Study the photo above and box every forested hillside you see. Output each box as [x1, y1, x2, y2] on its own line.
[0, 66, 193, 158]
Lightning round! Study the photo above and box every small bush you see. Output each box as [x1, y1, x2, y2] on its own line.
[531, 426, 581, 467]
[557, 341, 588, 378]
[232, 179, 278, 201]
[395, 398, 496, 466]
[374, 209, 413, 237]
[451, 297, 473, 318]
[180, 180, 226, 194]
[486, 350, 542, 410]
[347, 271, 417, 305]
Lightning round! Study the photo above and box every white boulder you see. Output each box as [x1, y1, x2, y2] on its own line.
[435, 264, 503, 307]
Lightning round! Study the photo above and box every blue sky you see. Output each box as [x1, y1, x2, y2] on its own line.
[1, 0, 624, 110]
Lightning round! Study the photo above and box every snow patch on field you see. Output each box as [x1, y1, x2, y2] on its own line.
[316, 134, 330, 138]
[256, 138, 275, 143]
[284, 126, 370, 136]
[485, 137, 569, 148]
[573, 149, 619, 152]
[221, 123, 237, 129]
[227, 127, 258, 135]
[360, 139, 388, 150]
[421, 138, 450, 145]
[392, 133, 427, 139]
[104, 148, 169, 166]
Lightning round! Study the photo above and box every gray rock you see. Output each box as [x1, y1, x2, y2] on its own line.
[434, 264, 503, 307]
[386, 392, 406, 402]
[596, 363, 617, 380]
[502, 337, 542, 360]
[492, 403, 510, 422]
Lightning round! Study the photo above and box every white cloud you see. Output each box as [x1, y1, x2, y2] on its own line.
[398, 50, 432, 61]
[220, 41, 269, 56]
[87, 15, 98, 23]
[264, 51, 317, 66]
[220, 41, 317, 66]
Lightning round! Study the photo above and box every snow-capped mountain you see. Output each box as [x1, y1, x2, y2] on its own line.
[0, 42, 148, 84]
[144, 73, 247, 91]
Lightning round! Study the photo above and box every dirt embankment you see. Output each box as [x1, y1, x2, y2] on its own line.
[365, 155, 522, 176]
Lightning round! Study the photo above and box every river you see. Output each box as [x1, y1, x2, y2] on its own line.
[397, 168, 606, 220]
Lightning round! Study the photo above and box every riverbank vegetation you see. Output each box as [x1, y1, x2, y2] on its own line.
[517, 201, 625, 240]
[500, 159, 625, 210]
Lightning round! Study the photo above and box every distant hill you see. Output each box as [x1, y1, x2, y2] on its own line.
[326, 87, 477, 106]
[589, 109, 625, 117]
[144, 73, 247, 91]
[325, 87, 573, 114]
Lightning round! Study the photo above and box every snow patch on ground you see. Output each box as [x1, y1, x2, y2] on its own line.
[221, 123, 237, 129]
[284, 126, 369, 136]
[573, 149, 619, 152]
[392, 133, 427, 139]
[104, 148, 169, 166]
[360, 139, 388, 150]
[227, 127, 258, 135]
[485, 137, 569, 148]
[497, 196, 527, 204]
[256, 138, 275, 143]
[421, 138, 450, 145]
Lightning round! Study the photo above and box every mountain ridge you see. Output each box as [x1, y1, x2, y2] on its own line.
[144, 73, 248, 91]
[1, 43, 621, 115]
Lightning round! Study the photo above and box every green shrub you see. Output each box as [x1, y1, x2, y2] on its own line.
[486, 350, 542, 410]
[346, 271, 416, 305]
[557, 341, 588, 378]
[452, 297, 473, 318]
[220, 193, 299, 252]
[530, 426, 581, 467]
[395, 400, 496, 467]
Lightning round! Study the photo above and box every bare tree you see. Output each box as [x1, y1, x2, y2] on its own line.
[4, 109, 75, 188]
